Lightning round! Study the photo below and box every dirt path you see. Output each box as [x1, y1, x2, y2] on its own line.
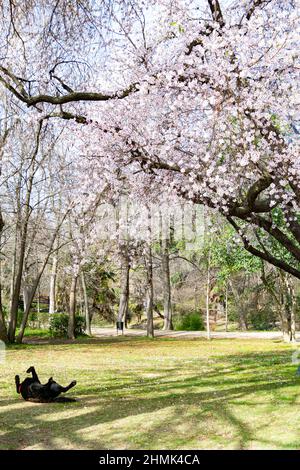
[92, 327, 299, 340]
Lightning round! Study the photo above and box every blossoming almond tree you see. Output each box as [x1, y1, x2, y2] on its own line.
[77, 0, 300, 280]
[0, 0, 299, 278]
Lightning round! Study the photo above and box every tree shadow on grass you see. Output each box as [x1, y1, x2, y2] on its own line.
[20, 336, 156, 347]
[1, 346, 299, 450]
[1, 375, 298, 449]
[79, 348, 297, 398]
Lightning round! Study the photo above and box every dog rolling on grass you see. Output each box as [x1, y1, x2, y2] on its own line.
[15, 366, 77, 403]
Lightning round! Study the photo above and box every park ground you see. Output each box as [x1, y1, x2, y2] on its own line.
[0, 335, 300, 450]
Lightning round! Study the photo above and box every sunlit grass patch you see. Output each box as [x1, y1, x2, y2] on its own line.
[0, 337, 299, 449]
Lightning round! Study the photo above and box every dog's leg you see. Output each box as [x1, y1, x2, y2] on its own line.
[26, 366, 40, 383]
[55, 380, 77, 394]
[15, 375, 20, 394]
[62, 380, 77, 392]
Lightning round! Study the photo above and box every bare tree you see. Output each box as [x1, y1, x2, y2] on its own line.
[117, 245, 130, 327]
[68, 274, 78, 340]
[161, 238, 172, 330]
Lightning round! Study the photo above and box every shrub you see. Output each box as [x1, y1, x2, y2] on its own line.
[28, 311, 50, 329]
[174, 311, 205, 331]
[16, 309, 25, 328]
[49, 313, 85, 338]
[28, 310, 38, 324]
[249, 309, 276, 331]
[170, 271, 186, 288]
[1, 305, 8, 320]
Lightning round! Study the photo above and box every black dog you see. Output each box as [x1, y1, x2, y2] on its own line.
[15, 366, 77, 402]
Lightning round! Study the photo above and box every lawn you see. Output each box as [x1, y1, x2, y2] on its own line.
[0, 336, 299, 450]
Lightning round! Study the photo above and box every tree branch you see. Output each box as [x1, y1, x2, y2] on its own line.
[244, 0, 273, 22]
[207, 0, 225, 27]
[227, 216, 300, 280]
[0, 65, 138, 107]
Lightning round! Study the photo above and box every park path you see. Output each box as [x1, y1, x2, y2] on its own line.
[91, 327, 299, 340]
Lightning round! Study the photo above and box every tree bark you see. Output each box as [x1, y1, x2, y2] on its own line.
[9, 229, 17, 319]
[261, 265, 297, 343]
[16, 283, 36, 343]
[0, 140, 8, 342]
[162, 238, 172, 330]
[206, 249, 211, 340]
[238, 309, 248, 331]
[0, 306, 8, 343]
[117, 247, 130, 325]
[281, 273, 296, 343]
[229, 280, 248, 331]
[8, 122, 42, 343]
[8, 230, 27, 342]
[225, 282, 228, 332]
[68, 274, 78, 340]
[0, 258, 8, 343]
[16, 217, 67, 343]
[23, 278, 33, 314]
[145, 245, 154, 338]
[16, 255, 53, 343]
[228, 215, 300, 280]
[81, 271, 91, 336]
[49, 251, 58, 314]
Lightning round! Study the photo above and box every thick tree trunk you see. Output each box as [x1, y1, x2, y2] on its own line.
[280, 307, 292, 342]
[280, 273, 296, 343]
[0, 232, 8, 343]
[16, 222, 65, 343]
[117, 248, 130, 325]
[68, 275, 78, 340]
[162, 238, 173, 330]
[37, 287, 40, 315]
[291, 306, 296, 343]
[81, 271, 91, 336]
[145, 245, 154, 338]
[206, 249, 211, 340]
[194, 285, 198, 311]
[279, 301, 294, 343]
[225, 283, 228, 332]
[8, 233, 27, 342]
[8, 122, 42, 343]
[49, 252, 58, 314]
[229, 280, 248, 331]
[238, 309, 248, 331]
[261, 265, 296, 343]
[23, 283, 33, 314]
[0, 308, 8, 343]
[16, 284, 36, 343]
[9, 230, 17, 319]
[0, 269, 8, 343]
[286, 276, 296, 343]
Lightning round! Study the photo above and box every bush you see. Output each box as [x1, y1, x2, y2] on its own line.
[28, 310, 38, 324]
[249, 309, 276, 331]
[174, 311, 205, 331]
[28, 311, 50, 329]
[16, 309, 25, 328]
[49, 313, 85, 338]
[1, 305, 8, 320]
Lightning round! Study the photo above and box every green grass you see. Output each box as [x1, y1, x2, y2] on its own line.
[20, 328, 51, 338]
[0, 336, 299, 450]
